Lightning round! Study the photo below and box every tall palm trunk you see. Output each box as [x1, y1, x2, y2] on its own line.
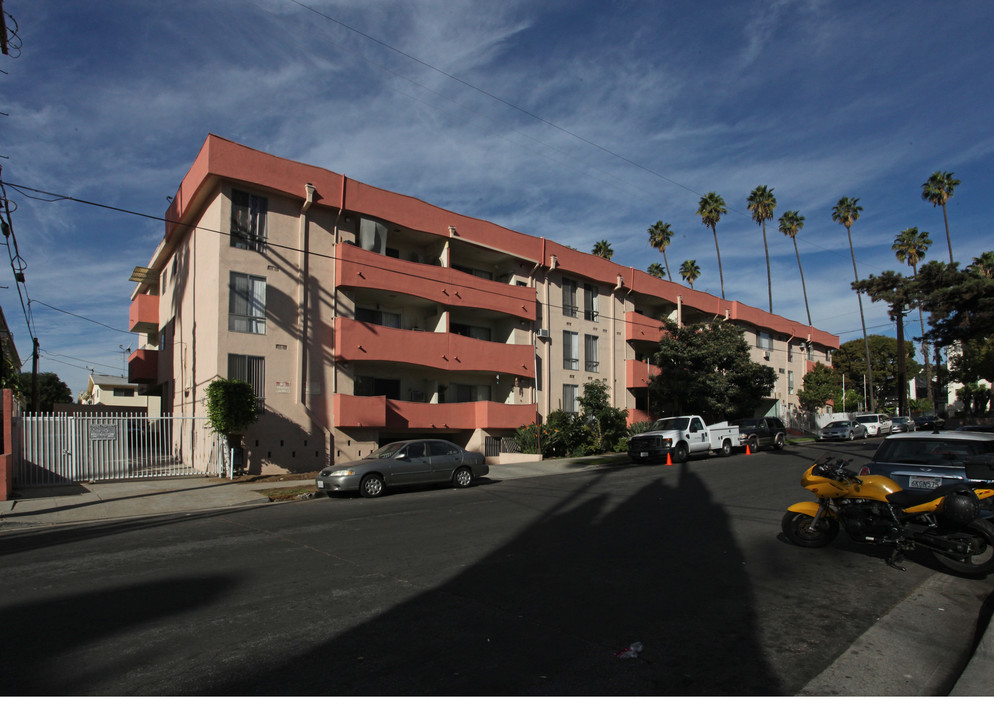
[792, 237, 812, 326]
[847, 226, 875, 411]
[712, 227, 725, 299]
[761, 221, 772, 313]
[942, 205, 953, 263]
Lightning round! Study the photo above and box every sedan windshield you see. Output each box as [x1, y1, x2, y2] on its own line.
[825, 422, 848, 429]
[874, 438, 994, 467]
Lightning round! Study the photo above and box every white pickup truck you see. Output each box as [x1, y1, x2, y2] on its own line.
[628, 415, 742, 463]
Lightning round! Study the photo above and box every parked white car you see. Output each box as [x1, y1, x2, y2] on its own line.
[855, 413, 892, 437]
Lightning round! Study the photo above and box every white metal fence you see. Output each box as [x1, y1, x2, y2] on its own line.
[13, 413, 224, 486]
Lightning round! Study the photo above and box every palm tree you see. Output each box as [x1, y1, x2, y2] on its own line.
[696, 192, 728, 299]
[832, 196, 875, 411]
[893, 226, 933, 409]
[778, 210, 811, 326]
[647, 221, 674, 281]
[747, 185, 777, 313]
[680, 259, 701, 289]
[921, 170, 960, 263]
[592, 240, 613, 259]
[970, 250, 994, 278]
[647, 262, 666, 279]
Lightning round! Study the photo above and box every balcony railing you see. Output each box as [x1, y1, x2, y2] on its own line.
[336, 243, 536, 321]
[334, 317, 534, 378]
[334, 394, 537, 430]
[129, 294, 159, 335]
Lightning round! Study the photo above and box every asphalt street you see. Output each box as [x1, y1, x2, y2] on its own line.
[1, 440, 992, 695]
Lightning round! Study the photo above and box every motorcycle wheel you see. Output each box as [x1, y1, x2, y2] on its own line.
[781, 511, 839, 548]
[933, 520, 994, 576]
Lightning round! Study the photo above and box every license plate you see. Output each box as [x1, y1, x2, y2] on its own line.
[316, 480, 325, 489]
[640, 452, 649, 457]
[909, 476, 941, 490]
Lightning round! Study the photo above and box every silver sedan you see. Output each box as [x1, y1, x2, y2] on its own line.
[817, 420, 868, 441]
[315, 439, 489, 498]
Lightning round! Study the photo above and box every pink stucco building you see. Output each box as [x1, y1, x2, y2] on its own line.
[128, 135, 838, 473]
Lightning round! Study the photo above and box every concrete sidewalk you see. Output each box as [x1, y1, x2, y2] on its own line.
[0, 455, 991, 695]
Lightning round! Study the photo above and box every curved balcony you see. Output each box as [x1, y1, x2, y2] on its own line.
[334, 317, 534, 378]
[626, 311, 665, 344]
[128, 348, 159, 384]
[626, 359, 661, 389]
[334, 394, 536, 430]
[336, 243, 536, 321]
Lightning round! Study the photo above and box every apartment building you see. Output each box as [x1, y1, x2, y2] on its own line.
[128, 135, 838, 473]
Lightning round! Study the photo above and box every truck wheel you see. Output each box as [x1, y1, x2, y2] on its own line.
[718, 439, 732, 457]
[773, 433, 785, 450]
[747, 437, 759, 454]
[672, 443, 689, 463]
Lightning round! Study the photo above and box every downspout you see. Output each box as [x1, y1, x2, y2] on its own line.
[298, 182, 316, 405]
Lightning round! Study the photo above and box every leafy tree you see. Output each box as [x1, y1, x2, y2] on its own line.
[957, 382, 990, 417]
[679, 259, 701, 288]
[647, 262, 666, 279]
[543, 409, 592, 458]
[778, 210, 811, 326]
[950, 337, 994, 414]
[18, 372, 72, 412]
[852, 271, 920, 415]
[915, 258, 994, 348]
[832, 195, 875, 410]
[747, 185, 777, 313]
[921, 170, 960, 263]
[832, 335, 920, 412]
[578, 379, 629, 453]
[797, 363, 838, 412]
[592, 240, 613, 259]
[973, 250, 994, 279]
[205, 378, 259, 438]
[647, 221, 674, 281]
[650, 319, 776, 422]
[892, 226, 933, 407]
[696, 192, 728, 299]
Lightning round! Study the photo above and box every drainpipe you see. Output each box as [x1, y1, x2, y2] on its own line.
[298, 183, 316, 405]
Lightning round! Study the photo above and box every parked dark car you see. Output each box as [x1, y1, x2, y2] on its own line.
[959, 425, 994, 434]
[315, 439, 489, 498]
[732, 416, 786, 453]
[860, 430, 994, 490]
[890, 416, 915, 433]
[817, 420, 868, 441]
[913, 415, 945, 431]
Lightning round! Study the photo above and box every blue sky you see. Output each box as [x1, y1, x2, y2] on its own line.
[1, 0, 992, 397]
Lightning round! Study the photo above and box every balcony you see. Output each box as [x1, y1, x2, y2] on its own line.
[334, 317, 535, 378]
[626, 311, 665, 344]
[336, 243, 536, 321]
[129, 294, 159, 335]
[626, 359, 661, 389]
[128, 348, 159, 384]
[334, 394, 537, 430]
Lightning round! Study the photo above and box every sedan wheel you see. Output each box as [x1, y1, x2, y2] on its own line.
[359, 474, 385, 498]
[847, 431, 854, 441]
[452, 467, 473, 489]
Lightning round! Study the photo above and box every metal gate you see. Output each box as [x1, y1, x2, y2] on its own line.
[13, 413, 224, 487]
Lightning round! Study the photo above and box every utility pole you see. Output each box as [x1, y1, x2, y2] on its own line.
[31, 337, 38, 412]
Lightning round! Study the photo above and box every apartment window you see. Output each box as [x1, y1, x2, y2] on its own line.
[583, 283, 599, 322]
[563, 384, 579, 414]
[451, 323, 491, 341]
[757, 332, 773, 351]
[113, 388, 135, 397]
[229, 272, 267, 334]
[228, 354, 265, 410]
[788, 344, 794, 362]
[355, 307, 401, 328]
[453, 384, 492, 402]
[562, 278, 578, 318]
[563, 330, 579, 370]
[788, 370, 795, 394]
[230, 189, 268, 250]
[584, 334, 599, 373]
[355, 376, 400, 400]
[807, 344, 815, 361]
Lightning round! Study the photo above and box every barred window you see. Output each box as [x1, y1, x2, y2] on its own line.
[228, 354, 265, 412]
[563, 384, 579, 414]
[584, 334, 599, 373]
[563, 331, 579, 370]
[562, 278, 578, 318]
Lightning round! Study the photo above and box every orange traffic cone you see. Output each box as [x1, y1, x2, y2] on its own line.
[746, 444, 751, 456]
[666, 452, 673, 466]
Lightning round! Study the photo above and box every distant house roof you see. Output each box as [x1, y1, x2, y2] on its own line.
[89, 374, 137, 388]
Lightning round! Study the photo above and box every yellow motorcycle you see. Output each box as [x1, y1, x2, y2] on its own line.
[782, 457, 994, 575]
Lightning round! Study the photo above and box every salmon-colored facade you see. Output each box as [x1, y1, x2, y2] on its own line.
[128, 135, 838, 473]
